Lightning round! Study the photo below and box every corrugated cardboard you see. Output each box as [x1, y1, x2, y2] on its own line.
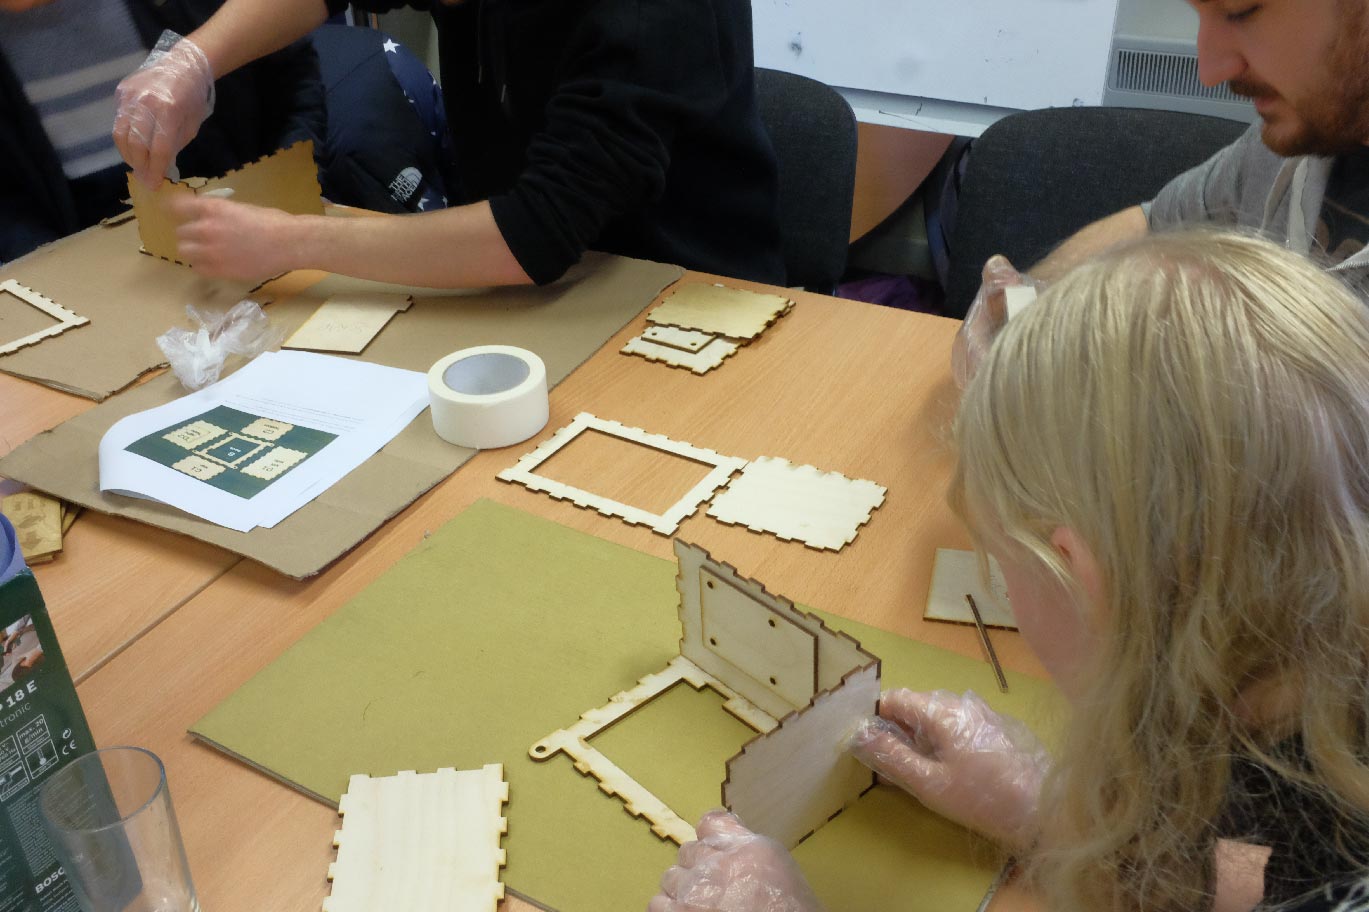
[0, 219, 261, 400]
[191, 500, 1064, 912]
[0, 258, 683, 577]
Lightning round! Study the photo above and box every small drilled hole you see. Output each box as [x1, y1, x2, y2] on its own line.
[706, 580, 714, 589]
[769, 676, 778, 685]
[709, 637, 718, 646]
[768, 618, 777, 628]
[534, 745, 547, 754]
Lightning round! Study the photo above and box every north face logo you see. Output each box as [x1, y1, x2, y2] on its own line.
[388, 167, 422, 203]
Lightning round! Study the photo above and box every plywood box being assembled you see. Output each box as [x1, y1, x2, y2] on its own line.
[127, 140, 324, 265]
[530, 539, 879, 848]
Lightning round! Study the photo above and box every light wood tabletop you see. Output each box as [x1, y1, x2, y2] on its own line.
[3, 266, 1047, 912]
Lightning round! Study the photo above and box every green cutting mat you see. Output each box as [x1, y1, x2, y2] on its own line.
[193, 499, 1062, 910]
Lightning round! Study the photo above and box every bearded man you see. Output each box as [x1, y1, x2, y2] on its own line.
[1043, 0, 1369, 279]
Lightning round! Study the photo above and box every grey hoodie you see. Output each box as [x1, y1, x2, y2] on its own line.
[1147, 121, 1369, 283]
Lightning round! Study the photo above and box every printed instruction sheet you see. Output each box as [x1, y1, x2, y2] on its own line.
[99, 351, 429, 532]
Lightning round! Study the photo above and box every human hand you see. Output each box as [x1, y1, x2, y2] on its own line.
[647, 810, 824, 912]
[848, 689, 1049, 850]
[951, 256, 1043, 388]
[114, 30, 215, 189]
[169, 194, 299, 281]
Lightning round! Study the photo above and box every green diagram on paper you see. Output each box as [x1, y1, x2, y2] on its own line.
[124, 405, 337, 499]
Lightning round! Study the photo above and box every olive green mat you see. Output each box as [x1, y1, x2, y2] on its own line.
[192, 499, 1063, 911]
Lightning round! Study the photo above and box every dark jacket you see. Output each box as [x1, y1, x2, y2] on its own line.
[0, 0, 325, 264]
[330, 0, 786, 285]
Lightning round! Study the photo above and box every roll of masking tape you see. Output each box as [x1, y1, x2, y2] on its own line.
[427, 345, 549, 449]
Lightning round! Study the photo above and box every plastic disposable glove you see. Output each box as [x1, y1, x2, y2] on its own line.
[647, 810, 825, 912]
[950, 256, 1045, 389]
[114, 30, 216, 189]
[848, 688, 1050, 850]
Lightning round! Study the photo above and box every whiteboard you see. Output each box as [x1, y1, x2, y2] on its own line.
[751, 0, 1122, 112]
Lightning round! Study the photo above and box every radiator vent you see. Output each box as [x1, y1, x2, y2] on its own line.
[1111, 49, 1243, 102]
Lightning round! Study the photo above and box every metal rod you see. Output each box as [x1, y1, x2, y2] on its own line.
[965, 594, 1009, 693]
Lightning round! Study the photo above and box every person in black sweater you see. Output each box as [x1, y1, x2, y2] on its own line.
[113, 0, 785, 288]
[0, 0, 323, 265]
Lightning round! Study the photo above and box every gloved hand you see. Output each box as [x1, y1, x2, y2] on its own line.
[951, 256, 1044, 388]
[647, 810, 825, 912]
[848, 689, 1049, 851]
[113, 30, 216, 189]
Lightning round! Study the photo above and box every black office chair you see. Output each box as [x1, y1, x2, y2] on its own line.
[943, 106, 1250, 317]
[754, 68, 859, 293]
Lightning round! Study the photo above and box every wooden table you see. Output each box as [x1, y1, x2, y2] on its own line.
[2, 268, 1046, 912]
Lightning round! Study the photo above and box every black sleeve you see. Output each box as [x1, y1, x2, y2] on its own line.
[324, 0, 426, 15]
[487, 0, 731, 284]
[254, 37, 327, 158]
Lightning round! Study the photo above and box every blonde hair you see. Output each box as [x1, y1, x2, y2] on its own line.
[951, 230, 1369, 911]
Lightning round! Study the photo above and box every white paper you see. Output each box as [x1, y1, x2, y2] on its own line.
[99, 351, 429, 532]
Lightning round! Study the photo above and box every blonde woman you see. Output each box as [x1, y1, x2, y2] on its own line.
[649, 231, 1369, 912]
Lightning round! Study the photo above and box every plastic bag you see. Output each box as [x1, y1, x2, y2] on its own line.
[156, 299, 280, 390]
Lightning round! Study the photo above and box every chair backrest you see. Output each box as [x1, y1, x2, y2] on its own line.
[944, 106, 1250, 317]
[754, 68, 858, 292]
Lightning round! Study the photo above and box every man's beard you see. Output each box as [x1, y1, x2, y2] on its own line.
[1231, 10, 1369, 156]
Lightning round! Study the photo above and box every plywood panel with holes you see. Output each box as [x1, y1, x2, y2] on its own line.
[621, 334, 739, 374]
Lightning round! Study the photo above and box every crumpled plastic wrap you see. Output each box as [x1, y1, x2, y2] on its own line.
[156, 299, 281, 390]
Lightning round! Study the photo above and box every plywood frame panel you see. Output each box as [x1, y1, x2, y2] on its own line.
[529, 540, 880, 850]
[496, 412, 747, 535]
[325, 765, 508, 912]
[529, 654, 776, 844]
[0, 279, 90, 355]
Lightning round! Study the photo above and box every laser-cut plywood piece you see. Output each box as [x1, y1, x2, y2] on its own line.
[924, 548, 1016, 629]
[620, 333, 739, 375]
[642, 325, 714, 352]
[646, 283, 793, 342]
[706, 456, 888, 552]
[496, 412, 746, 535]
[529, 655, 776, 844]
[723, 662, 880, 848]
[0, 279, 90, 356]
[284, 293, 415, 354]
[325, 765, 508, 912]
[128, 140, 324, 265]
[530, 539, 879, 848]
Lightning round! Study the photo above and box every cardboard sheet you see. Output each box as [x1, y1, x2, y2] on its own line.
[0, 258, 683, 577]
[0, 219, 262, 400]
[191, 500, 1064, 911]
